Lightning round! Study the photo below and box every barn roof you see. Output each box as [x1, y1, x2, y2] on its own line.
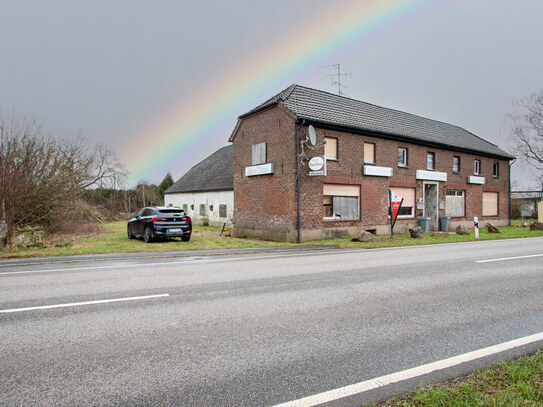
[165, 145, 233, 194]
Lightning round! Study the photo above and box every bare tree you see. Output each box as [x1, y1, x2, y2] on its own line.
[0, 113, 126, 244]
[509, 91, 543, 187]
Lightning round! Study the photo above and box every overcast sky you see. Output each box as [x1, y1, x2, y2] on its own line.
[1, 0, 542, 188]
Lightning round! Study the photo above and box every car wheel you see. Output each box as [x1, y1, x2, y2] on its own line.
[127, 225, 135, 239]
[143, 226, 154, 243]
[181, 234, 191, 242]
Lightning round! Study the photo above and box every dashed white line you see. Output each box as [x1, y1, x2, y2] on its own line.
[0, 293, 169, 314]
[476, 253, 543, 263]
[271, 331, 543, 407]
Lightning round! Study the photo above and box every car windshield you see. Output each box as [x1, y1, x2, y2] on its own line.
[158, 209, 185, 214]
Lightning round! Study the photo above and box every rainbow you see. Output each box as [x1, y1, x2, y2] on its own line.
[123, 0, 458, 185]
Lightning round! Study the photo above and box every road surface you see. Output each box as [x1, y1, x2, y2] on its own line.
[1, 238, 542, 406]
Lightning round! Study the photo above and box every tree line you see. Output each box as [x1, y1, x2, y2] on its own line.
[0, 113, 173, 246]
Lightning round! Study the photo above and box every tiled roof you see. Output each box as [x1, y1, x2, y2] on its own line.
[241, 84, 513, 159]
[165, 145, 233, 194]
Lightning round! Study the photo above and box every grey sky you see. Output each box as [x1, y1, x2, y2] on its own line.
[1, 0, 542, 187]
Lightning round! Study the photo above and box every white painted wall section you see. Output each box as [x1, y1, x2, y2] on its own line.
[164, 190, 234, 226]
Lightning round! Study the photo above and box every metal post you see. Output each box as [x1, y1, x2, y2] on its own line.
[296, 119, 305, 244]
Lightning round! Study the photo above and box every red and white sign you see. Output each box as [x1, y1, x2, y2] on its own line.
[390, 191, 403, 222]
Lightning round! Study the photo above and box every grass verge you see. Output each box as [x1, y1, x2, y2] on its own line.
[0, 221, 294, 258]
[376, 349, 543, 406]
[1, 221, 542, 259]
[306, 224, 543, 249]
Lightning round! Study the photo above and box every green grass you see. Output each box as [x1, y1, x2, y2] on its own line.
[1, 221, 542, 259]
[0, 221, 294, 259]
[376, 350, 543, 406]
[306, 224, 543, 249]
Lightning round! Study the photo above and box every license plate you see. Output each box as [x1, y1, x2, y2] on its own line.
[168, 228, 182, 233]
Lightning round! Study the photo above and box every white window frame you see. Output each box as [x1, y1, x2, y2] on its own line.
[427, 152, 435, 171]
[474, 159, 481, 175]
[398, 147, 407, 167]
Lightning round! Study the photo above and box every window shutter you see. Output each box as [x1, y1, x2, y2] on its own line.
[482, 192, 498, 216]
[252, 142, 266, 165]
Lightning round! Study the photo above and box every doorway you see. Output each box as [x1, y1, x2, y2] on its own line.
[424, 182, 439, 231]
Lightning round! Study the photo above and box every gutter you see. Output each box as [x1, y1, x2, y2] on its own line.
[509, 158, 516, 225]
[296, 119, 306, 244]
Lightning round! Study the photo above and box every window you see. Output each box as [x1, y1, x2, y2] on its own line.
[493, 163, 499, 178]
[182, 204, 188, 213]
[252, 142, 266, 165]
[199, 204, 206, 217]
[446, 190, 465, 217]
[323, 184, 360, 220]
[209, 205, 213, 212]
[390, 187, 415, 218]
[398, 148, 408, 167]
[219, 204, 227, 218]
[324, 137, 337, 160]
[364, 143, 375, 164]
[474, 159, 481, 175]
[453, 156, 461, 173]
[482, 192, 498, 216]
[427, 152, 435, 170]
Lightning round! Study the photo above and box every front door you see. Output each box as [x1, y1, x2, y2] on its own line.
[424, 183, 438, 231]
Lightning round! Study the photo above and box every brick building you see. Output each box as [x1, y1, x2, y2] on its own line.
[229, 85, 513, 242]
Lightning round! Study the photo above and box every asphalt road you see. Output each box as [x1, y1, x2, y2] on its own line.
[1, 238, 542, 406]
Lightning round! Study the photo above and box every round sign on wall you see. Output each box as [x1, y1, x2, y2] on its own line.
[308, 156, 324, 171]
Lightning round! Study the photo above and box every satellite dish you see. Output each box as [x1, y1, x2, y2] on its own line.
[308, 125, 316, 146]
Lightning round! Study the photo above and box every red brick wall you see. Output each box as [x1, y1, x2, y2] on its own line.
[232, 106, 298, 232]
[232, 107, 511, 238]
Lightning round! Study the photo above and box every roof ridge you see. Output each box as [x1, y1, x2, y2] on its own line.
[291, 84, 478, 135]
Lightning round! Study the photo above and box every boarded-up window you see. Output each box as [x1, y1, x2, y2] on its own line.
[333, 197, 359, 219]
[252, 142, 266, 165]
[324, 137, 337, 160]
[323, 184, 360, 220]
[364, 142, 375, 163]
[219, 204, 227, 218]
[482, 192, 498, 216]
[446, 190, 465, 217]
[390, 187, 415, 218]
[199, 204, 206, 217]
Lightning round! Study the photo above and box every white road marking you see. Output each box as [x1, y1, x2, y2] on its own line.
[0, 293, 169, 314]
[476, 253, 543, 263]
[272, 331, 543, 407]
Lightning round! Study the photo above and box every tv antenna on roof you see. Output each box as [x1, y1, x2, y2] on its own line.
[323, 63, 351, 96]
